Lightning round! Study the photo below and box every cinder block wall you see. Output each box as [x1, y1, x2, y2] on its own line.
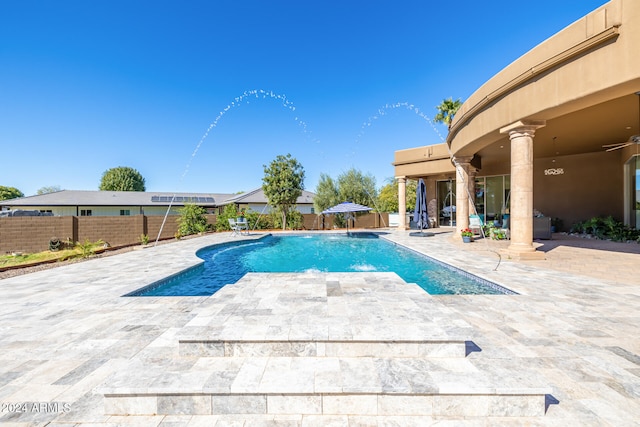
[355, 213, 389, 229]
[0, 213, 387, 254]
[301, 213, 389, 230]
[0, 214, 218, 253]
[0, 217, 75, 254]
[76, 216, 143, 247]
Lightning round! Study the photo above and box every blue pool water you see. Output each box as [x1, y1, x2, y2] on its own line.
[130, 233, 514, 296]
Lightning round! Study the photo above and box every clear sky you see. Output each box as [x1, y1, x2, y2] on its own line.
[1, 0, 607, 197]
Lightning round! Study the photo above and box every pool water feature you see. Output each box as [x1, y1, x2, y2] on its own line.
[130, 233, 515, 297]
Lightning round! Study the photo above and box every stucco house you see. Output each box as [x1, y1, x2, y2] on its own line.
[0, 188, 317, 217]
[0, 190, 229, 216]
[217, 188, 317, 214]
[394, 0, 640, 260]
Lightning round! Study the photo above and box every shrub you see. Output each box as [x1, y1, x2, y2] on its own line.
[271, 209, 304, 230]
[215, 205, 275, 231]
[245, 209, 273, 230]
[570, 216, 640, 243]
[75, 239, 104, 258]
[177, 203, 209, 236]
[215, 204, 240, 231]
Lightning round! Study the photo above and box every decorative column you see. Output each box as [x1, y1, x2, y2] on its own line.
[453, 156, 473, 236]
[467, 167, 478, 215]
[500, 120, 546, 260]
[397, 176, 407, 230]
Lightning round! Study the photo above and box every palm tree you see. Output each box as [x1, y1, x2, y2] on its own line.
[434, 97, 462, 130]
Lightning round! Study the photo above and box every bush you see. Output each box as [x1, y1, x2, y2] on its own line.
[177, 203, 209, 236]
[245, 209, 274, 230]
[215, 204, 240, 231]
[216, 205, 276, 231]
[570, 216, 640, 243]
[75, 239, 104, 258]
[271, 209, 304, 230]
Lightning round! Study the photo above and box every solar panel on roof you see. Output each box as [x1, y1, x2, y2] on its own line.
[149, 195, 216, 204]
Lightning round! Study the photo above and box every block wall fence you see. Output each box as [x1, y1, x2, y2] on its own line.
[0, 213, 389, 254]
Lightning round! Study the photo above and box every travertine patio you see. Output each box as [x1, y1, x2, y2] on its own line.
[0, 229, 638, 426]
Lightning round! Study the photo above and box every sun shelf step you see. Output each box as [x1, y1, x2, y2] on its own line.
[178, 339, 468, 358]
[100, 356, 551, 417]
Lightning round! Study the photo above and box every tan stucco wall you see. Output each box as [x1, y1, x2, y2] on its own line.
[533, 151, 623, 231]
[394, 143, 454, 178]
[449, 0, 638, 156]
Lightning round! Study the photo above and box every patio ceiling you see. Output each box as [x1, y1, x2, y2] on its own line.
[476, 92, 640, 163]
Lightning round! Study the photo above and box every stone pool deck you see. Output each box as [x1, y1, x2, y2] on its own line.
[0, 230, 639, 426]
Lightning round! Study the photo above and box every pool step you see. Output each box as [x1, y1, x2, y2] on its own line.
[104, 391, 548, 417]
[100, 356, 551, 417]
[179, 339, 467, 358]
[102, 274, 551, 418]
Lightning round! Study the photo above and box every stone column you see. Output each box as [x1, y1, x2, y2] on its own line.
[500, 120, 546, 260]
[397, 176, 407, 230]
[452, 156, 473, 236]
[467, 167, 478, 215]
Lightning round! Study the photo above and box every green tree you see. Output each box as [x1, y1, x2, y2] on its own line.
[262, 154, 305, 230]
[434, 97, 462, 130]
[313, 173, 339, 214]
[177, 203, 209, 236]
[336, 168, 377, 207]
[0, 186, 24, 201]
[37, 185, 62, 195]
[99, 166, 146, 191]
[317, 168, 376, 228]
[377, 178, 417, 212]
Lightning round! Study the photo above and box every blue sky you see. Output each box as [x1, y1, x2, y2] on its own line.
[1, 0, 606, 197]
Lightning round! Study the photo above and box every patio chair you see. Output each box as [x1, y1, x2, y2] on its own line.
[501, 216, 510, 240]
[228, 218, 240, 236]
[235, 218, 249, 235]
[469, 214, 483, 236]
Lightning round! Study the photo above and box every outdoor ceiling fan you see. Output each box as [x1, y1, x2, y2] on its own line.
[602, 135, 640, 152]
[603, 91, 640, 152]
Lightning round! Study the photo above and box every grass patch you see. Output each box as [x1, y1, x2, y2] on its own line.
[0, 241, 106, 269]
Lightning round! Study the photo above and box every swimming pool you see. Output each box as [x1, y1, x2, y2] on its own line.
[129, 233, 515, 297]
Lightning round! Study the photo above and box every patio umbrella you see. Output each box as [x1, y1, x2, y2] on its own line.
[321, 201, 372, 233]
[411, 178, 433, 237]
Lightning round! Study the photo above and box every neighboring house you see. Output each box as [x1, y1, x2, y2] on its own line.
[0, 190, 232, 216]
[394, 0, 640, 260]
[217, 188, 317, 214]
[0, 188, 317, 217]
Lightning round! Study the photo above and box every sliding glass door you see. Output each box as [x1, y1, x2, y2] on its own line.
[474, 175, 510, 226]
[437, 179, 456, 226]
